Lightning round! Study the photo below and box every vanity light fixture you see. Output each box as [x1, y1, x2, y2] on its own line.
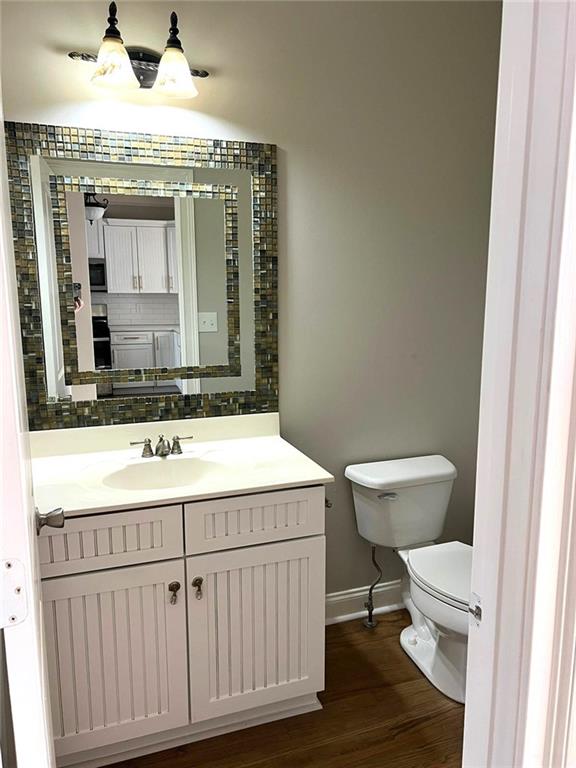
[68, 3, 209, 94]
[84, 193, 109, 225]
[91, 2, 140, 90]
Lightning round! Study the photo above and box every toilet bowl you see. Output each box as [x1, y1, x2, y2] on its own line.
[345, 455, 471, 703]
[399, 541, 471, 703]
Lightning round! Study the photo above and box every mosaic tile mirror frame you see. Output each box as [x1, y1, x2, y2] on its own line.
[5, 122, 278, 431]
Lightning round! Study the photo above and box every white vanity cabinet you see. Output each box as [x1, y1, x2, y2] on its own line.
[39, 485, 326, 767]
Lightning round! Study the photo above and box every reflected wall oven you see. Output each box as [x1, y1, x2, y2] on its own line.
[92, 305, 111, 370]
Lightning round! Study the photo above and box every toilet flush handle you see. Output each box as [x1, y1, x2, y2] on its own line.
[378, 492, 398, 501]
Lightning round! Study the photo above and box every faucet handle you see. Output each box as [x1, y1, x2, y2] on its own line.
[171, 435, 194, 455]
[130, 437, 154, 458]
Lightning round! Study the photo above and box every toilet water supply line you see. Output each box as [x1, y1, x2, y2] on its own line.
[364, 544, 383, 629]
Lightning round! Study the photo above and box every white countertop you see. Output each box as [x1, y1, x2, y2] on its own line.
[110, 324, 180, 333]
[31, 420, 333, 517]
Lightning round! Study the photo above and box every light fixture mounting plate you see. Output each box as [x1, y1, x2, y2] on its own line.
[68, 47, 209, 88]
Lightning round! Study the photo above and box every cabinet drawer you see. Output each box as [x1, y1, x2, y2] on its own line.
[110, 331, 153, 345]
[39, 505, 183, 578]
[185, 486, 324, 555]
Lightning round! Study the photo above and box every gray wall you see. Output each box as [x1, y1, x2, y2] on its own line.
[1, 1, 501, 593]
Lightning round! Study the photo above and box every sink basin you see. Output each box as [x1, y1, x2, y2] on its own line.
[102, 457, 218, 490]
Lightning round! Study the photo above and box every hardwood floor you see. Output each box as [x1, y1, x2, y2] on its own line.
[115, 611, 464, 768]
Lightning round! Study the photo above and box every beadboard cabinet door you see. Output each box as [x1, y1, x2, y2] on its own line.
[136, 227, 168, 293]
[104, 225, 138, 294]
[42, 561, 189, 757]
[187, 536, 325, 722]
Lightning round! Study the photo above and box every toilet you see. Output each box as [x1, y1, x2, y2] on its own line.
[345, 455, 471, 704]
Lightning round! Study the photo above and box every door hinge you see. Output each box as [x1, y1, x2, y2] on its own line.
[1, 559, 27, 629]
[469, 592, 482, 625]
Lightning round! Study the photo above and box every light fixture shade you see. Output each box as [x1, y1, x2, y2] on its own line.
[153, 47, 198, 99]
[91, 36, 140, 90]
[84, 193, 109, 224]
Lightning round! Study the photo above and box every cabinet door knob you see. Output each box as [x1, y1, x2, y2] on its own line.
[168, 581, 181, 605]
[192, 576, 204, 599]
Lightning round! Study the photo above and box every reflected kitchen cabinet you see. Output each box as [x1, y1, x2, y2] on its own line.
[104, 225, 139, 294]
[166, 224, 179, 294]
[111, 341, 155, 371]
[155, 330, 177, 369]
[85, 219, 105, 261]
[136, 226, 168, 293]
[104, 221, 175, 296]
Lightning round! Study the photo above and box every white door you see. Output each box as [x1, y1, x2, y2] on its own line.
[0, 95, 56, 766]
[166, 225, 179, 293]
[29, 155, 68, 400]
[187, 536, 325, 722]
[463, 2, 576, 767]
[104, 225, 138, 294]
[136, 227, 168, 293]
[84, 219, 104, 260]
[42, 561, 189, 757]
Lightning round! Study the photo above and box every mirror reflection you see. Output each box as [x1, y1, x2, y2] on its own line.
[29, 157, 255, 400]
[73, 192, 228, 396]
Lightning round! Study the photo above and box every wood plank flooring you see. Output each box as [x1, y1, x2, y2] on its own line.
[114, 611, 464, 768]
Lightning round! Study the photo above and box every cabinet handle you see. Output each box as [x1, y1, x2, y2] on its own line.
[192, 576, 204, 599]
[168, 581, 181, 605]
[169, 276, 174, 291]
[132, 275, 137, 290]
[138, 275, 143, 290]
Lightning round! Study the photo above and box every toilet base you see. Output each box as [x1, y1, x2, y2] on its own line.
[400, 624, 466, 704]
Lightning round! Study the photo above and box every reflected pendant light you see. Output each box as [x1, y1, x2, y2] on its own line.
[152, 12, 198, 99]
[91, 2, 140, 90]
[84, 193, 109, 224]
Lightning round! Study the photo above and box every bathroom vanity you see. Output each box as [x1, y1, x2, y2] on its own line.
[5, 122, 330, 766]
[32, 416, 332, 768]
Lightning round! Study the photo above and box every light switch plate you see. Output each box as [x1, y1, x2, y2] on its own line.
[198, 312, 218, 333]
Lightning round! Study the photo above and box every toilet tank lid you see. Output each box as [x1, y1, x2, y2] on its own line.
[344, 455, 457, 490]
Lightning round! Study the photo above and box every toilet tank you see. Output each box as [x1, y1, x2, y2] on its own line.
[345, 455, 457, 548]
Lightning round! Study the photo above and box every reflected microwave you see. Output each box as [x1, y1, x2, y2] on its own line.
[88, 258, 107, 292]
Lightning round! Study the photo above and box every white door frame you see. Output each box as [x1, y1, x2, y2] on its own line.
[0, 74, 56, 768]
[463, 1, 576, 766]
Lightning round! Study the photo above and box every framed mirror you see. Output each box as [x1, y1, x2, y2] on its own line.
[6, 123, 278, 430]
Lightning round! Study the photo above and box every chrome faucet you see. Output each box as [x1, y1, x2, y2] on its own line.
[130, 434, 194, 458]
[155, 435, 172, 457]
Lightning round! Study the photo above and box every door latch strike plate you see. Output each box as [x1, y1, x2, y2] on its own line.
[1, 559, 27, 629]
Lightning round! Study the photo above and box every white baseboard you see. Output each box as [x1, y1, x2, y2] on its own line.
[325, 579, 404, 625]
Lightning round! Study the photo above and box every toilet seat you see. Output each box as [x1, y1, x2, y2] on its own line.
[407, 541, 472, 611]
